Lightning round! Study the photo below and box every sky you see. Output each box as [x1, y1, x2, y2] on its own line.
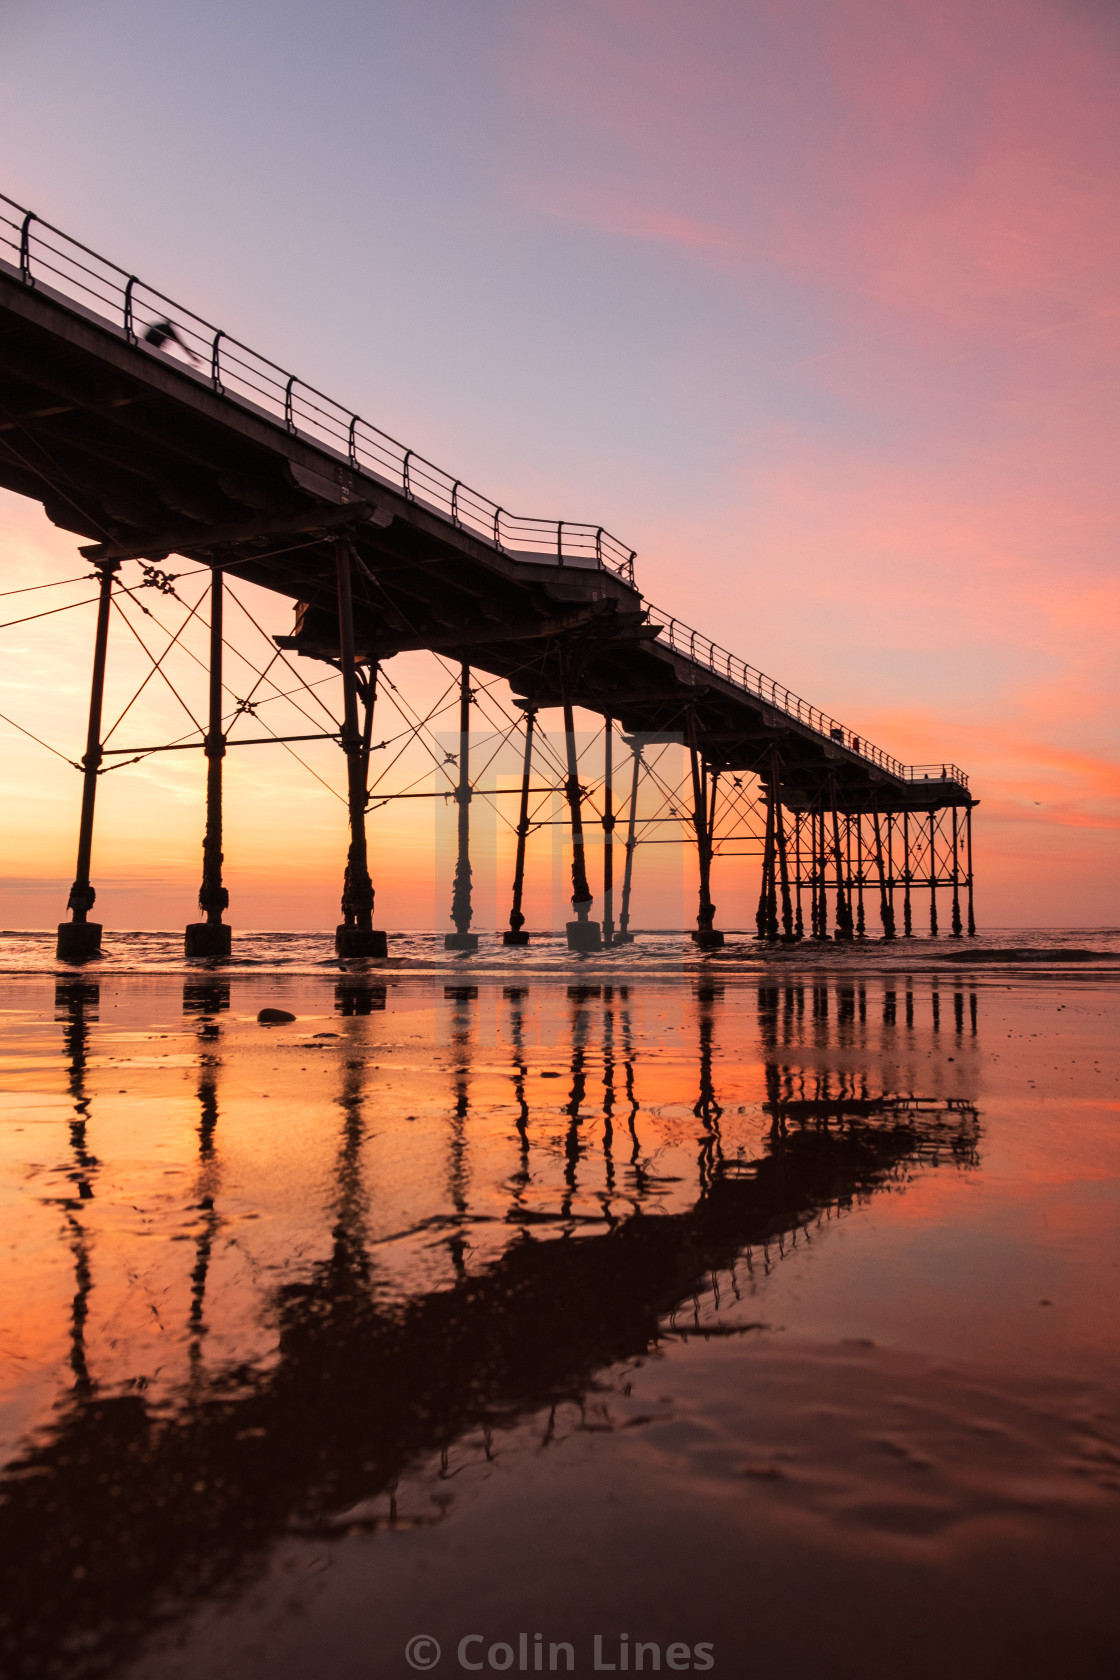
[0, 0, 1117, 930]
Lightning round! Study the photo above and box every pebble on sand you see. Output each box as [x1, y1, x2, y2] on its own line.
[257, 1007, 296, 1024]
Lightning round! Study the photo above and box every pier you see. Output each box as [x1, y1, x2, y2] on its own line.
[0, 192, 975, 957]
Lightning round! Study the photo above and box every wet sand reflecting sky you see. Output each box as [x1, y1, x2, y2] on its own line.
[1, 970, 1117, 1680]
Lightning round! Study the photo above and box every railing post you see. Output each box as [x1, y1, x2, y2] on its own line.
[451, 481, 460, 526]
[284, 376, 296, 433]
[402, 450, 413, 498]
[210, 330, 224, 393]
[348, 415, 359, 466]
[123, 277, 137, 343]
[494, 506, 503, 549]
[557, 520, 564, 565]
[18, 210, 35, 284]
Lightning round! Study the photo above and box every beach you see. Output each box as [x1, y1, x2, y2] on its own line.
[1, 942, 1118, 1678]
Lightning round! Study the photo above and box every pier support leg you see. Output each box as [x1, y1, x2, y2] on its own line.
[815, 803, 828, 939]
[602, 716, 616, 947]
[830, 782, 853, 940]
[446, 661, 479, 951]
[854, 812, 866, 937]
[965, 805, 976, 937]
[770, 750, 794, 941]
[950, 806, 963, 937]
[928, 810, 939, 937]
[793, 813, 804, 940]
[57, 560, 118, 963]
[333, 538, 386, 959]
[562, 663, 600, 952]
[503, 705, 536, 946]
[186, 562, 231, 958]
[902, 810, 913, 937]
[872, 807, 895, 939]
[615, 738, 642, 944]
[689, 710, 723, 948]
[756, 787, 776, 940]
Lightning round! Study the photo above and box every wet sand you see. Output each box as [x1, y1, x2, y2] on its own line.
[1, 965, 1118, 1679]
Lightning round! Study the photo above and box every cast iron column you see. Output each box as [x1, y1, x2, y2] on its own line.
[769, 748, 794, 940]
[965, 805, 976, 936]
[57, 560, 119, 962]
[950, 805, 963, 936]
[186, 562, 232, 957]
[902, 809, 913, 936]
[688, 709, 722, 947]
[503, 704, 536, 946]
[616, 738, 642, 944]
[447, 661, 479, 951]
[562, 660, 600, 951]
[830, 782, 853, 940]
[928, 810, 939, 937]
[602, 716, 616, 947]
[334, 538, 386, 958]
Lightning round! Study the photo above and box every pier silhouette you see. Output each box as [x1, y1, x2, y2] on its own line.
[0, 192, 975, 958]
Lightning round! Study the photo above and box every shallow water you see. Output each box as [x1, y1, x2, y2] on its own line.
[0, 965, 1117, 1679]
[2, 924, 1120, 977]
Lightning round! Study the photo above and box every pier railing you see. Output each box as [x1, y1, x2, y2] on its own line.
[0, 195, 636, 583]
[0, 190, 969, 792]
[643, 603, 968, 786]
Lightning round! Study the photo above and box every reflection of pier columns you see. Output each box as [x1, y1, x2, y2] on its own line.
[445, 985, 476, 1278]
[447, 662, 479, 951]
[504, 987, 531, 1207]
[334, 537, 386, 958]
[186, 561, 231, 957]
[503, 705, 536, 946]
[55, 980, 101, 1395]
[694, 983, 724, 1190]
[57, 561, 119, 962]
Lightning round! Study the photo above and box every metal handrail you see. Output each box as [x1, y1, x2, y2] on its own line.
[0, 188, 969, 791]
[0, 191, 637, 586]
[640, 599, 969, 788]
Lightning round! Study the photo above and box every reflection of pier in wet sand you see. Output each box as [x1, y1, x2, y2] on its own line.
[0, 974, 983, 1680]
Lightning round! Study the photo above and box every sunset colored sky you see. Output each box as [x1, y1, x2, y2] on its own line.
[1, 0, 1117, 930]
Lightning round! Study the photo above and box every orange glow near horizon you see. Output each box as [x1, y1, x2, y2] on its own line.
[1, 0, 1118, 929]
